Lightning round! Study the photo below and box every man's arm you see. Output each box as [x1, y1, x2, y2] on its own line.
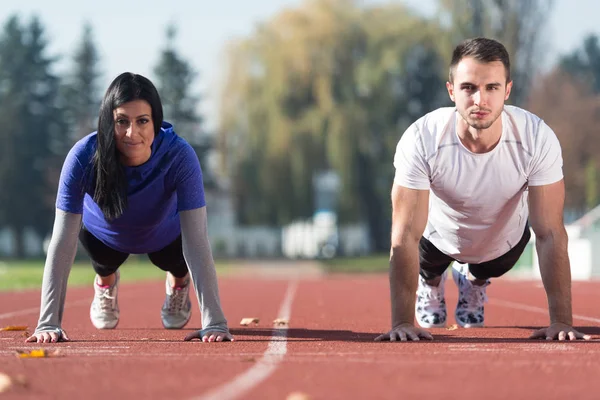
[528, 180, 590, 340]
[375, 184, 429, 341]
[390, 184, 429, 326]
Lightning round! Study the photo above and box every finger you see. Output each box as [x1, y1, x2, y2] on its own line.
[374, 334, 387, 342]
[398, 331, 407, 342]
[202, 335, 209, 342]
[25, 335, 38, 343]
[227, 334, 235, 342]
[569, 330, 592, 340]
[209, 334, 216, 342]
[529, 329, 545, 339]
[216, 335, 223, 342]
[50, 332, 59, 343]
[42, 333, 52, 344]
[184, 331, 201, 341]
[406, 332, 420, 341]
[389, 331, 398, 342]
[418, 330, 434, 340]
[568, 331, 576, 341]
[61, 331, 70, 342]
[558, 331, 567, 341]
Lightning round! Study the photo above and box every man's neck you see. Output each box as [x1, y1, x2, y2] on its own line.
[456, 116, 503, 154]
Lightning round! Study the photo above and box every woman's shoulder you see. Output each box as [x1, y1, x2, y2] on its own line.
[65, 132, 98, 167]
[70, 132, 98, 157]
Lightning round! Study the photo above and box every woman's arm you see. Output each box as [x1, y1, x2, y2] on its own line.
[179, 207, 231, 341]
[27, 209, 82, 343]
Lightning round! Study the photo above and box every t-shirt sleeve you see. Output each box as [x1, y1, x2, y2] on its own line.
[393, 124, 431, 190]
[528, 122, 564, 186]
[55, 142, 89, 214]
[175, 142, 207, 211]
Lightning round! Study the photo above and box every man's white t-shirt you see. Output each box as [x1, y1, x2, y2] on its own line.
[393, 105, 563, 263]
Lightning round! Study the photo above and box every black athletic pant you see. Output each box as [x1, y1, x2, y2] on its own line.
[79, 226, 189, 278]
[419, 223, 532, 281]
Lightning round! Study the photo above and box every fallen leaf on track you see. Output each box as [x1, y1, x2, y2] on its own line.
[447, 324, 459, 331]
[0, 326, 28, 331]
[240, 318, 260, 326]
[0, 373, 12, 393]
[15, 349, 61, 358]
[286, 391, 310, 400]
[273, 319, 289, 326]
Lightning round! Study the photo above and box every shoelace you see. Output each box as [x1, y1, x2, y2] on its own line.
[417, 284, 444, 305]
[96, 288, 117, 312]
[167, 288, 187, 314]
[461, 279, 488, 308]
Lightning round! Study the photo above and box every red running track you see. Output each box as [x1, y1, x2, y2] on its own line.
[0, 271, 599, 399]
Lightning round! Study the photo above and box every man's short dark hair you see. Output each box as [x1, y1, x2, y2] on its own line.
[449, 37, 511, 83]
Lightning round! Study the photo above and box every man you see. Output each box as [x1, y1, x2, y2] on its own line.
[375, 37, 590, 342]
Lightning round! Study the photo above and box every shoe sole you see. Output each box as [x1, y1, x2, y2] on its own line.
[416, 320, 447, 329]
[162, 310, 192, 329]
[90, 316, 119, 330]
[455, 319, 484, 328]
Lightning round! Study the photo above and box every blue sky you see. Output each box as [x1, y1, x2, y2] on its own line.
[2, 0, 598, 129]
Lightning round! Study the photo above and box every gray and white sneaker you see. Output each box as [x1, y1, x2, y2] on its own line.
[90, 271, 120, 329]
[452, 264, 489, 328]
[161, 277, 192, 329]
[415, 270, 448, 328]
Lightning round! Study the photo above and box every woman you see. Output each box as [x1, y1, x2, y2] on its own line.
[26, 72, 233, 343]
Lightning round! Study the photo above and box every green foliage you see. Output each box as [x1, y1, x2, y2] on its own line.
[154, 23, 202, 142]
[218, 0, 448, 249]
[560, 34, 600, 94]
[61, 22, 101, 144]
[0, 15, 64, 255]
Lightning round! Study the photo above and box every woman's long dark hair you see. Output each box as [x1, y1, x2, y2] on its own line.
[92, 72, 163, 220]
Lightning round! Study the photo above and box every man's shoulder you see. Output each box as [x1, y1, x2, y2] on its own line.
[503, 105, 546, 132]
[414, 107, 456, 129]
[406, 107, 456, 149]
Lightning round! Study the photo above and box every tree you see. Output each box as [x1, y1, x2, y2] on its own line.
[527, 69, 600, 214]
[0, 15, 64, 257]
[153, 23, 215, 188]
[560, 34, 600, 94]
[61, 22, 101, 144]
[217, 0, 449, 250]
[154, 23, 202, 143]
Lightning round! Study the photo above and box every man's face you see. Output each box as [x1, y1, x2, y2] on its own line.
[447, 57, 512, 130]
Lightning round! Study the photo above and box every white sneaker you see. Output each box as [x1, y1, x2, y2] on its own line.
[161, 277, 192, 329]
[452, 264, 489, 328]
[415, 270, 448, 328]
[90, 271, 120, 329]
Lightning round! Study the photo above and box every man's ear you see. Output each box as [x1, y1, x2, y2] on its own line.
[446, 82, 455, 102]
[505, 80, 513, 101]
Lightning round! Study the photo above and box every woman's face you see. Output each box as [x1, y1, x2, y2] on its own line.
[113, 100, 155, 166]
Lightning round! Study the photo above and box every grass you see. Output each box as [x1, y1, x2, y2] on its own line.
[0, 258, 235, 292]
[0, 247, 537, 291]
[321, 247, 535, 274]
[320, 254, 390, 273]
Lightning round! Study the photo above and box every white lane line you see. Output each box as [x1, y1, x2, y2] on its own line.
[0, 299, 90, 320]
[492, 299, 600, 324]
[194, 280, 298, 400]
